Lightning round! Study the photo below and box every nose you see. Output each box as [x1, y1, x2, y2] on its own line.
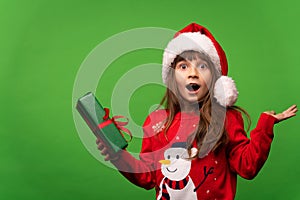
[188, 66, 199, 79]
[159, 159, 171, 165]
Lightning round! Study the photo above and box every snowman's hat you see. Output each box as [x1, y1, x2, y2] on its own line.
[171, 142, 187, 149]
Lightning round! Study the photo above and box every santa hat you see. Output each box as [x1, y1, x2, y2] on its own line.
[162, 23, 238, 107]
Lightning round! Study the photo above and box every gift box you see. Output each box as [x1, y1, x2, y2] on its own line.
[76, 92, 128, 153]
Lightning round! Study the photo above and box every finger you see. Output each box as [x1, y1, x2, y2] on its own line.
[101, 147, 108, 156]
[291, 105, 298, 113]
[289, 110, 297, 116]
[285, 113, 296, 118]
[105, 154, 119, 161]
[97, 143, 104, 150]
[96, 138, 101, 144]
[281, 105, 297, 117]
[104, 155, 111, 161]
[287, 105, 297, 112]
[278, 111, 296, 122]
[270, 110, 276, 115]
[286, 107, 297, 116]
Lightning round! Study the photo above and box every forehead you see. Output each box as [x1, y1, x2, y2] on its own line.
[179, 51, 209, 61]
[179, 57, 208, 66]
[177, 51, 210, 65]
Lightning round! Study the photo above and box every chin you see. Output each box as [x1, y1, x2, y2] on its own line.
[184, 94, 204, 103]
[180, 97, 200, 107]
[186, 98, 199, 104]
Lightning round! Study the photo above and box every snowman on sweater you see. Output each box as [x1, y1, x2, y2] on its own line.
[157, 142, 198, 200]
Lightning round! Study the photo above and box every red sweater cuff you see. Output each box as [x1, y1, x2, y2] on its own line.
[256, 113, 277, 136]
[110, 150, 132, 166]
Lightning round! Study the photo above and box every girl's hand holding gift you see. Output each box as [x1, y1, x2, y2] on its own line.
[96, 138, 120, 161]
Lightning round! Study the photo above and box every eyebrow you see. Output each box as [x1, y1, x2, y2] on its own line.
[195, 58, 208, 65]
[180, 59, 208, 66]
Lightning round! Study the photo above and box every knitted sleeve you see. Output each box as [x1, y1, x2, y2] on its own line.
[110, 112, 163, 190]
[226, 109, 277, 180]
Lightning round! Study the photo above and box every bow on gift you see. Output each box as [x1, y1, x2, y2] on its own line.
[97, 108, 132, 142]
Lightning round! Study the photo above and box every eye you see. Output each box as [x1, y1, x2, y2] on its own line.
[198, 64, 208, 69]
[176, 155, 180, 159]
[179, 63, 188, 70]
[167, 155, 171, 159]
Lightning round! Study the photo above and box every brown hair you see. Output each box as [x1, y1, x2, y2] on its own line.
[158, 50, 251, 158]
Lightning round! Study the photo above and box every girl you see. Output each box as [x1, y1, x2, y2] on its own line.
[96, 23, 297, 200]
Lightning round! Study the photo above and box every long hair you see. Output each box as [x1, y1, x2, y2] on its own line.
[159, 50, 251, 158]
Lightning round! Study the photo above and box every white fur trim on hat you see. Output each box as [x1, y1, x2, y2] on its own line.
[214, 76, 238, 107]
[162, 32, 221, 84]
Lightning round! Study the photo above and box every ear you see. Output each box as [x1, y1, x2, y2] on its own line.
[190, 147, 198, 157]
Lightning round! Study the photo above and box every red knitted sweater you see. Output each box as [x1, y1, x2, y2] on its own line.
[112, 109, 277, 200]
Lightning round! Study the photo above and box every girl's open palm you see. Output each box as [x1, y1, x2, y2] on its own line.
[264, 105, 298, 123]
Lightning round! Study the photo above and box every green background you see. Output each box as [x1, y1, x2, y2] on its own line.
[1, 0, 299, 199]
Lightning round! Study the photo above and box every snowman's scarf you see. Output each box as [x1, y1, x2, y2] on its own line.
[160, 176, 189, 200]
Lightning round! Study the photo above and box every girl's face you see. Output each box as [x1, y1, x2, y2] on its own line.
[174, 57, 212, 105]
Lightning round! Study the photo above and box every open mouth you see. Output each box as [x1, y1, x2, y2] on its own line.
[186, 83, 200, 92]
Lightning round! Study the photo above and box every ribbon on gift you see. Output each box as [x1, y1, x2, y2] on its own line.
[97, 108, 132, 142]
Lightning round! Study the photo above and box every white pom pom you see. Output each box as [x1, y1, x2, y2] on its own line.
[214, 76, 238, 107]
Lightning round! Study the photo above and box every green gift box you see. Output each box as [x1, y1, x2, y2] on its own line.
[76, 92, 128, 153]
